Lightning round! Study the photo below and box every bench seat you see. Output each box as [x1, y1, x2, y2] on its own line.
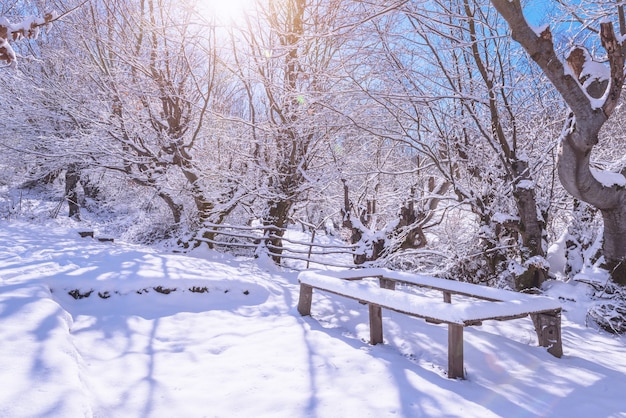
[297, 269, 562, 379]
[299, 273, 560, 325]
[299, 268, 554, 303]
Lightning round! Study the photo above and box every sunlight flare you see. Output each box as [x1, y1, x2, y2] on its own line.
[199, 0, 256, 24]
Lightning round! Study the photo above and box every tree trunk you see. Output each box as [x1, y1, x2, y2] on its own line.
[65, 164, 81, 221]
[263, 199, 292, 263]
[158, 191, 183, 226]
[512, 159, 548, 289]
[601, 207, 626, 284]
[558, 128, 626, 284]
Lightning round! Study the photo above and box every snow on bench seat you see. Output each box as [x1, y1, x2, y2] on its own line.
[298, 273, 559, 325]
[298, 268, 559, 304]
[297, 269, 562, 379]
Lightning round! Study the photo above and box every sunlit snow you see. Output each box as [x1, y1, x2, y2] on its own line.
[0, 221, 625, 417]
[591, 167, 626, 187]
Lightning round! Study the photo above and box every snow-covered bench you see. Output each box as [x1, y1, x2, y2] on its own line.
[297, 269, 562, 379]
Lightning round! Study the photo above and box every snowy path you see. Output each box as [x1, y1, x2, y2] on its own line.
[1, 221, 625, 417]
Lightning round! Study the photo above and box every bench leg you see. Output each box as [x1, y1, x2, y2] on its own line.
[448, 324, 464, 379]
[369, 303, 383, 345]
[531, 311, 563, 358]
[298, 284, 313, 316]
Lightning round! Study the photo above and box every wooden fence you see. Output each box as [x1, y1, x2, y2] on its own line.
[194, 223, 359, 269]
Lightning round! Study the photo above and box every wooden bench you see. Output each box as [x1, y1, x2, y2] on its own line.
[297, 269, 562, 379]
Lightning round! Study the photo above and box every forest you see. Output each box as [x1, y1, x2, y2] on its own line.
[2, 2, 626, 416]
[0, 1, 625, 316]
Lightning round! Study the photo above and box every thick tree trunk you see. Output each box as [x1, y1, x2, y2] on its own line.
[341, 180, 446, 265]
[559, 130, 626, 283]
[264, 199, 292, 263]
[601, 207, 626, 284]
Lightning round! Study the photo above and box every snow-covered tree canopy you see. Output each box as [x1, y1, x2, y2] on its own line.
[0, 12, 55, 67]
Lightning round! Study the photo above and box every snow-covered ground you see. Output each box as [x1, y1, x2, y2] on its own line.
[1, 220, 625, 417]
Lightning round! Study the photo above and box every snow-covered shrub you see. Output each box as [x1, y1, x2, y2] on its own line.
[588, 302, 626, 334]
[581, 279, 626, 334]
[564, 200, 602, 278]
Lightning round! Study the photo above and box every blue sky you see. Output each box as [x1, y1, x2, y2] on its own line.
[522, 0, 555, 26]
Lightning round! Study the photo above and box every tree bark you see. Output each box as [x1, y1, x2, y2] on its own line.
[157, 191, 183, 226]
[264, 199, 291, 263]
[602, 207, 626, 283]
[512, 159, 548, 289]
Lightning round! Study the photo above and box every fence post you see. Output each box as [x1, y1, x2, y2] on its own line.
[306, 229, 316, 269]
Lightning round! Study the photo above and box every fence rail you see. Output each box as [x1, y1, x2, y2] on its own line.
[195, 223, 358, 269]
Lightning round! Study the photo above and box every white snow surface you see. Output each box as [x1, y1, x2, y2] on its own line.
[1, 221, 625, 418]
[591, 167, 626, 187]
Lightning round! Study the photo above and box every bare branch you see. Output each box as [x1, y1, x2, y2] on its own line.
[490, 0, 595, 122]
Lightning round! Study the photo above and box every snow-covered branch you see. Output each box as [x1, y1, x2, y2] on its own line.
[0, 12, 56, 67]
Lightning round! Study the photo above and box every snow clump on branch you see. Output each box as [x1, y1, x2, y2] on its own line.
[0, 12, 56, 68]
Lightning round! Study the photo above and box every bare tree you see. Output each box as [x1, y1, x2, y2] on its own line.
[66, 0, 244, 238]
[228, 0, 352, 261]
[0, 9, 103, 221]
[339, 0, 560, 288]
[491, 0, 626, 284]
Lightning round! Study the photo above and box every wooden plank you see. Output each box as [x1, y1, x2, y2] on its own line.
[369, 303, 384, 345]
[448, 324, 464, 379]
[299, 269, 561, 310]
[297, 284, 313, 316]
[443, 291, 451, 304]
[393, 278, 502, 302]
[298, 277, 464, 325]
